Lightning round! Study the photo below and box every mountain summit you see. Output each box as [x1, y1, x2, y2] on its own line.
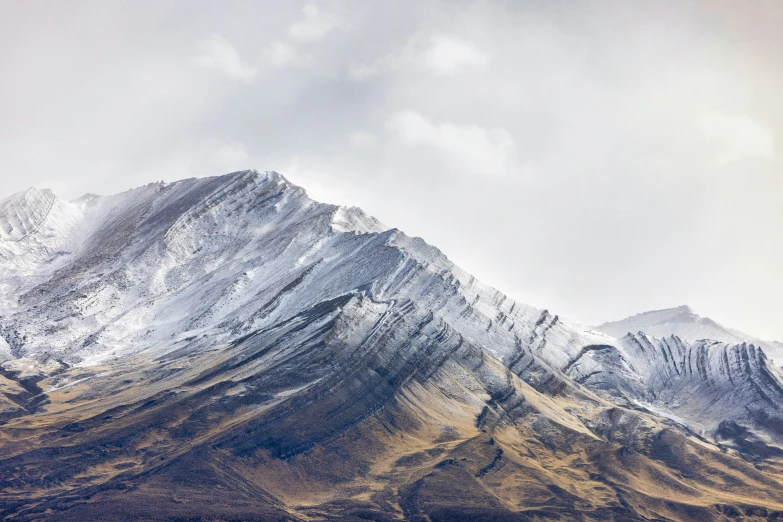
[596, 305, 783, 362]
[2, 171, 783, 521]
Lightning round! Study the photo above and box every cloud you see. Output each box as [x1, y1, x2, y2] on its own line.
[194, 35, 257, 81]
[701, 112, 775, 166]
[348, 130, 377, 148]
[210, 141, 249, 170]
[288, 3, 342, 42]
[417, 35, 491, 75]
[387, 110, 515, 175]
[349, 34, 490, 81]
[262, 40, 308, 67]
[349, 63, 378, 81]
[259, 4, 342, 69]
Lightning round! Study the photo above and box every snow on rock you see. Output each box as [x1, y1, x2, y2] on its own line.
[596, 305, 783, 364]
[0, 188, 56, 241]
[1, 169, 782, 448]
[618, 332, 783, 436]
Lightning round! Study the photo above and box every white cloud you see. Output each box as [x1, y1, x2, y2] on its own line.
[288, 3, 342, 42]
[262, 40, 308, 67]
[387, 110, 515, 175]
[194, 35, 257, 81]
[211, 141, 249, 170]
[281, 159, 361, 207]
[701, 112, 775, 166]
[349, 34, 490, 82]
[348, 130, 377, 148]
[349, 63, 378, 81]
[260, 3, 342, 68]
[418, 35, 491, 75]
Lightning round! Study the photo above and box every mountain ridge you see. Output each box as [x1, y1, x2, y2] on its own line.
[1, 170, 783, 521]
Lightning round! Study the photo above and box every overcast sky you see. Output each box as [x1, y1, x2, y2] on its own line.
[1, 0, 781, 339]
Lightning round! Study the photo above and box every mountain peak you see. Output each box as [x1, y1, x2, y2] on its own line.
[4, 171, 783, 519]
[1, 186, 54, 205]
[0, 186, 57, 241]
[631, 304, 698, 321]
[595, 305, 783, 361]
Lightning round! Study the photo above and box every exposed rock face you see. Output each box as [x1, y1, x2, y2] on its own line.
[1, 171, 783, 521]
[619, 333, 783, 437]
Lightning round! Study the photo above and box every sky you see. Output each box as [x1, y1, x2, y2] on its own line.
[1, 0, 782, 339]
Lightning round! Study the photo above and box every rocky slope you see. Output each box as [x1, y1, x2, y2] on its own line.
[1, 170, 782, 521]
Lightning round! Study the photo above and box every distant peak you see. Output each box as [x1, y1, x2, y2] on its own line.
[1, 186, 54, 205]
[24, 186, 50, 195]
[594, 305, 780, 350]
[632, 305, 697, 318]
[70, 193, 101, 204]
[0, 187, 58, 241]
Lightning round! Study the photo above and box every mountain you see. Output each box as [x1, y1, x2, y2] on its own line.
[2, 171, 783, 521]
[596, 305, 783, 364]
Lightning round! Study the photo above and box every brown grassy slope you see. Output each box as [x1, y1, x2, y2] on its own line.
[1, 337, 783, 521]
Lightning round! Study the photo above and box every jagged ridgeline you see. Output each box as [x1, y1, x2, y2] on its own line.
[1, 170, 783, 521]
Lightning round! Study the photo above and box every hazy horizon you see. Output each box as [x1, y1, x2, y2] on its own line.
[1, 0, 781, 339]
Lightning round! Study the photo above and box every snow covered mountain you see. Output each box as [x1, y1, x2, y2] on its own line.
[596, 305, 783, 363]
[1, 171, 783, 521]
